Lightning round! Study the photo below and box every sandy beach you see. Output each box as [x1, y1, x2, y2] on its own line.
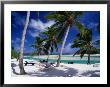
[11, 59, 100, 77]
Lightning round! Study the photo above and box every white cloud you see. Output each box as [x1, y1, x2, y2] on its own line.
[28, 30, 39, 37]
[63, 43, 74, 53]
[14, 44, 26, 51]
[14, 44, 20, 51]
[29, 19, 55, 32]
[87, 22, 98, 29]
[16, 37, 20, 42]
[11, 37, 27, 44]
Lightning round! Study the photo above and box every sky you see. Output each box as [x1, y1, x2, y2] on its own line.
[11, 11, 100, 54]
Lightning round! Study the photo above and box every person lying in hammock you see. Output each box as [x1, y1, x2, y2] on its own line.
[39, 60, 55, 68]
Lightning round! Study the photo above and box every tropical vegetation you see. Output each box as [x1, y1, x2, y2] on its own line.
[71, 28, 100, 64]
[42, 26, 58, 61]
[30, 37, 47, 60]
[11, 46, 19, 59]
[46, 11, 88, 66]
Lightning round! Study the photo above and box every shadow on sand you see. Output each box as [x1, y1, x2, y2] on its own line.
[11, 63, 100, 77]
[11, 63, 19, 75]
[27, 67, 78, 77]
[81, 70, 100, 77]
[27, 67, 100, 77]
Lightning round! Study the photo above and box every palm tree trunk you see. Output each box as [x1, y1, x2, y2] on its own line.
[56, 25, 70, 67]
[87, 54, 90, 64]
[19, 11, 30, 75]
[38, 52, 40, 60]
[47, 43, 52, 62]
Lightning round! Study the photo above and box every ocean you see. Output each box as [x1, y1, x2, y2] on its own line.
[24, 55, 100, 64]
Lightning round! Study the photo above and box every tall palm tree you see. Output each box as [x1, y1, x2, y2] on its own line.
[11, 46, 19, 59]
[46, 11, 85, 66]
[19, 11, 30, 74]
[30, 37, 47, 60]
[71, 29, 100, 64]
[42, 26, 58, 61]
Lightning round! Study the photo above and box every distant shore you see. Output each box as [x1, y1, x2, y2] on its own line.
[24, 54, 100, 56]
[23, 54, 100, 61]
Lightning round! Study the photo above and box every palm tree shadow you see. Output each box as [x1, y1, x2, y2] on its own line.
[27, 67, 78, 77]
[81, 70, 100, 77]
[11, 63, 19, 75]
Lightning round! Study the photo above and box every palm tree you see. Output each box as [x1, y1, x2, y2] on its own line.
[11, 46, 19, 59]
[19, 11, 30, 75]
[30, 37, 47, 60]
[42, 26, 58, 62]
[71, 29, 100, 64]
[46, 11, 85, 66]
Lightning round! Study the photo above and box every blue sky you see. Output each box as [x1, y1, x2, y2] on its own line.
[11, 11, 100, 54]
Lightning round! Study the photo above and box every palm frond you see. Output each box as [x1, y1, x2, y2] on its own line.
[80, 49, 86, 58]
[71, 38, 87, 48]
[73, 49, 86, 58]
[57, 24, 68, 41]
[73, 11, 83, 19]
[46, 12, 66, 22]
[76, 28, 92, 42]
[89, 46, 100, 54]
[74, 20, 85, 32]
[54, 41, 58, 51]
[73, 50, 81, 57]
[93, 40, 100, 45]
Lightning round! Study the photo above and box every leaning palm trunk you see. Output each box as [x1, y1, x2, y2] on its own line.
[87, 54, 91, 64]
[19, 11, 30, 75]
[56, 25, 70, 67]
[47, 42, 52, 62]
[47, 47, 50, 62]
[38, 52, 40, 60]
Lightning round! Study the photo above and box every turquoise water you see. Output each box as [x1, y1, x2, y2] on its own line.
[24, 55, 100, 64]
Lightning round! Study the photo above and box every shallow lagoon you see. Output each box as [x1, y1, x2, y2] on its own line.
[24, 55, 100, 64]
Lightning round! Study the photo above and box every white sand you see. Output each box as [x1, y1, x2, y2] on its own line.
[11, 59, 100, 77]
